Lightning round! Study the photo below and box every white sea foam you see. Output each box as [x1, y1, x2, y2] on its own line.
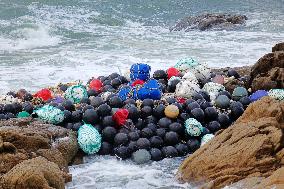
[66, 156, 193, 189]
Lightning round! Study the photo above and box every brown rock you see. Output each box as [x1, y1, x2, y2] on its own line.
[272, 42, 284, 52]
[0, 118, 78, 184]
[0, 157, 65, 189]
[250, 50, 284, 91]
[257, 167, 284, 188]
[178, 97, 284, 189]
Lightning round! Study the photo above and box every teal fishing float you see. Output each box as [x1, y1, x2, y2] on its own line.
[184, 118, 204, 137]
[268, 89, 284, 101]
[64, 84, 88, 103]
[34, 105, 64, 124]
[78, 124, 102, 154]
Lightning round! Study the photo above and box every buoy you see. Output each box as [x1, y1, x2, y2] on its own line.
[78, 124, 102, 154]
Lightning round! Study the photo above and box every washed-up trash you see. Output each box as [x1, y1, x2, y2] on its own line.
[34, 88, 52, 101]
[185, 118, 204, 137]
[34, 105, 64, 124]
[268, 89, 284, 101]
[130, 63, 151, 81]
[78, 124, 102, 154]
[64, 85, 88, 103]
[249, 90, 268, 102]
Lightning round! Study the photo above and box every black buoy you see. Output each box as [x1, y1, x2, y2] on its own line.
[153, 104, 165, 119]
[185, 102, 200, 113]
[141, 99, 154, 108]
[99, 142, 113, 155]
[6, 113, 16, 119]
[175, 143, 189, 156]
[128, 141, 138, 153]
[128, 131, 140, 141]
[23, 93, 33, 101]
[156, 128, 166, 138]
[82, 109, 99, 125]
[135, 118, 144, 130]
[218, 113, 231, 128]
[65, 123, 73, 130]
[179, 113, 190, 122]
[22, 102, 34, 114]
[62, 100, 75, 111]
[153, 70, 167, 80]
[169, 122, 184, 135]
[162, 146, 178, 158]
[0, 114, 6, 120]
[109, 72, 120, 80]
[127, 106, 139, 121]
[150, 136, 163, 148]
[111, 78, 122, 88]
[164, 131, 180, 146]
[140, 106, 152, 118]
[114, 133, 129, 146]
[207, 121, 221, 133]
[80, 97, 90, 104]
[192, 92, 204, 101]
[230, 105, 244, 121]
[115, 146, 130, 159]
[63, 110, 72, 123]
[102, 116, 116, 127]
[187, 139, 200, 152]
[141, 128, 154, 138]
[4, 104, 15, 113]
[97, 104, 112, 117]
[144, 116, 157, 125]
[102, 126, 117, 143]
[227, 69, 240, 79]
[136, 138, 151, 150]
[124, 98, 136, 105]
[119, 127, 130, 134]
[146, 123, 157, 132]
[150, 148, 163, 161]
[90, 97, 104, 108]
[204, 107, 218, 121]
[158, 117, 172, 128]
[239, 96, 251, 108]
[198, 90, 210, 102]
[166, 97, 177, 104]
[190, 108, 205, 122]
[218, 91, 232, 99]
[108, 96, 123, 108]
[59, 84, 68, 92]
[87, 89, 98, 97]
[72, 110, 83, 122]
[72, 122, 83, 131]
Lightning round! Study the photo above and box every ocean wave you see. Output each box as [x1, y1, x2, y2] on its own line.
[0, 24, 60, 51]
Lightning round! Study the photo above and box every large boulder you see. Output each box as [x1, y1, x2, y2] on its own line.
[170, 13, 247, 31]
[0, 157, 66, 189]
[250, 45, 284, 91]
[178, 97, 284, 189]
[0, 118, 78, 187]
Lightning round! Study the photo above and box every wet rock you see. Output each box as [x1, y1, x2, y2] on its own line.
[272, 42, 284, 52]
[0, 157, 66, 189]
[170, 14, 247, 31]
[178, 97, 284, 189]
[0, 118, 78, 182]
[250, 47, 284, 91]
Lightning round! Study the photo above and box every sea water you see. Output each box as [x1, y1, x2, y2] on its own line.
[0, 0, 283, 188]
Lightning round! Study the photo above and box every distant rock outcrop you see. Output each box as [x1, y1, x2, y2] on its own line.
[177, 97, 284, 189]
[170, 14, 247, 31]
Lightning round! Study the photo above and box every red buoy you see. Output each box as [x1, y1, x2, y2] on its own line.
[34, 88, 52, 101]
[89, 79, 103, 92]
[167, 67, 180, 79]
[112, 109, 129, 127]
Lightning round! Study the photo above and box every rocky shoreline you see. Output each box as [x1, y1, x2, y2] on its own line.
[0, 42, 283, 189]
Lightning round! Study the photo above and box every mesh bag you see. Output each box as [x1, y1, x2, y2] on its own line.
[137, 79, 162, 100]
[64, 85, 88, 103]
[34, 105, 64, 124]
[130, 63, 151, 81]
[268, 89, 284, 101]
[78, 124, 102, 154]
[184, 118, 204, 137]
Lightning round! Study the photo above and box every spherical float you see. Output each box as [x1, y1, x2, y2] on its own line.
[164, 104, 180, 119]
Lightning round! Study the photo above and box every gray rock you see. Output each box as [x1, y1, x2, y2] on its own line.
[170, 13, 247, 31]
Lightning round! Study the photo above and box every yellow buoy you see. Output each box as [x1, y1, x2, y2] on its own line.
[164, 104, 179, 119]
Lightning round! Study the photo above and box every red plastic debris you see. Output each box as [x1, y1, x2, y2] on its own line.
[34, 88, 52, 101]
[131, 79, 145, 87]
[167, 67, 180, 79]
[112, 109, 129, 127]
[176, 97, 186, 104]
[89, 79, 103, 92]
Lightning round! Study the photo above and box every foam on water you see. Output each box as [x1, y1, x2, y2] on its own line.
[66, 156, 194, 189]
